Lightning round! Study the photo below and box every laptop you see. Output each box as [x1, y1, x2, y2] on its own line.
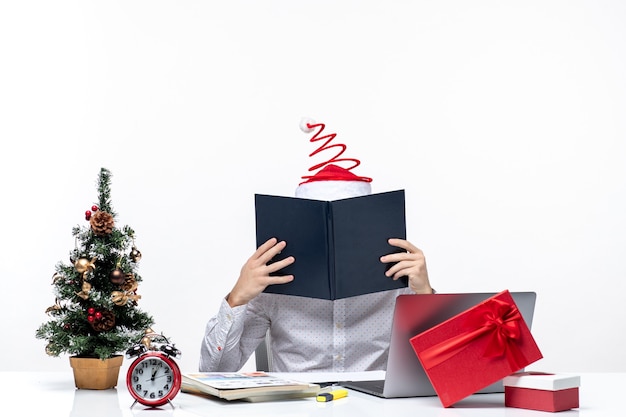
[341, 291, 537, 398]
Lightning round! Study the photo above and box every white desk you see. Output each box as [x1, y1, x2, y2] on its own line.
[2, 371, 622, 417]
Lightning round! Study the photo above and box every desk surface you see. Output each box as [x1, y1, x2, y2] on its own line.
[2, 371, 622, 417]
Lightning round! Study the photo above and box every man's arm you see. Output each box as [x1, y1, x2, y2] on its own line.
[199, 297, 248, 372]
[199, 238, 295, 371]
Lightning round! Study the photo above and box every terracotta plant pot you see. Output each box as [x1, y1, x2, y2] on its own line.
[69, 355, 123, 390]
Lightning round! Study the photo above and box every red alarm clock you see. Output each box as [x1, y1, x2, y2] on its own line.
[126, 332, 182, 408]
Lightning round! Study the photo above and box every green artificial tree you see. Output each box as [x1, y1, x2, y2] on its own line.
[36, 168, 154, 361]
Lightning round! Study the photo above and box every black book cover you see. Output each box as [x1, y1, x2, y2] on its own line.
[254, 190, 408, 300]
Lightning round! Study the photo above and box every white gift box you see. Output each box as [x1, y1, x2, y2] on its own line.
[503, 372, 580, 412]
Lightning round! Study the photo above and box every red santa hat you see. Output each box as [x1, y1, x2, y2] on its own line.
[295, 118, 372, 200]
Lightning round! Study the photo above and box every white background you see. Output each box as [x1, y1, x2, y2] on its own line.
[1, 1, 624, 374]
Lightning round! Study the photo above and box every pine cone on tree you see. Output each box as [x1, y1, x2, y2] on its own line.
[90, 310, 116, 332]
[89, 210, 115, 235]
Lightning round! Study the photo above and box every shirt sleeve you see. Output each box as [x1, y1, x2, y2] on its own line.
[198, 296, 271, 372]
[198, 297, 249, 372]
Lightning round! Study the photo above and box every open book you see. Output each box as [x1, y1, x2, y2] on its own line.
[181, 372, 320, 402]
[255, 189, 408, 300]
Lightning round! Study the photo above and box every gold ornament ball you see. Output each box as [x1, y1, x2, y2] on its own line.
[74, 257, 96, 274]
[131, 246, 142, 262]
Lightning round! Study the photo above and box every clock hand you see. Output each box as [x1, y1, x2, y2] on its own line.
[151, 368, 158, 381]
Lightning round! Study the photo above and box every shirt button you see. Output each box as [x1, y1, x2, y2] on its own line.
[335, 322, 343, 329]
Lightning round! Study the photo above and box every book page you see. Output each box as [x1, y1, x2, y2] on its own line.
[184, 372, 307, 390]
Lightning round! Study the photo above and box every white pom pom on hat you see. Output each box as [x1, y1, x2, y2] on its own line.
[299, 117, 316, 133]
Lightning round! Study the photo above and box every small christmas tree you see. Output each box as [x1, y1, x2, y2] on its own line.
[36, 168, 154, 360]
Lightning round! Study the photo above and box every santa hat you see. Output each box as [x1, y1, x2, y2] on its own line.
[295, 118, 372, 200]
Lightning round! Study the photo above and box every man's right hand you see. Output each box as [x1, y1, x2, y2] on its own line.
[226, 237, 295, 307]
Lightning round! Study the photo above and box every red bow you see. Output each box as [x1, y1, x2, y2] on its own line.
[418, 298, 527, 371]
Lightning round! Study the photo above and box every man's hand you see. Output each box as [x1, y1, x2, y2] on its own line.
[380, 238, 433, 294]
[226, 238, 295, 307]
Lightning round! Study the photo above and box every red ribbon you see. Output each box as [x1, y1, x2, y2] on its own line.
[418, 298, 527, 371]
[299, 121, 372, 184]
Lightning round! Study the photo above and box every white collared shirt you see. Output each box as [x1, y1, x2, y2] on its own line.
[199, 288, 413, 372]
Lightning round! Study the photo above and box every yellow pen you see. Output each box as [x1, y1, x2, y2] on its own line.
[316, 388, 349, 402]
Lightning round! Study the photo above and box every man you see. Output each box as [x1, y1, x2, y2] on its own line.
[199, 162, 433, 372]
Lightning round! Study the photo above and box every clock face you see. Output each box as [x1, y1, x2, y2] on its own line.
[126, 352, 181, 407]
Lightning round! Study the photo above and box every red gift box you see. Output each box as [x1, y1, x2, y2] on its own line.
[503, 372, 580, 412]
[409, 290, 543, 407]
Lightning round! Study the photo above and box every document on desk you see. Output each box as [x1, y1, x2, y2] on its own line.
[181, 371, 320, 401]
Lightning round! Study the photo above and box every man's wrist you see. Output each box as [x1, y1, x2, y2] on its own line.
[412, 284, 435, 294]
[226, 293, 241, 308]
[226, 291, 252, 308]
